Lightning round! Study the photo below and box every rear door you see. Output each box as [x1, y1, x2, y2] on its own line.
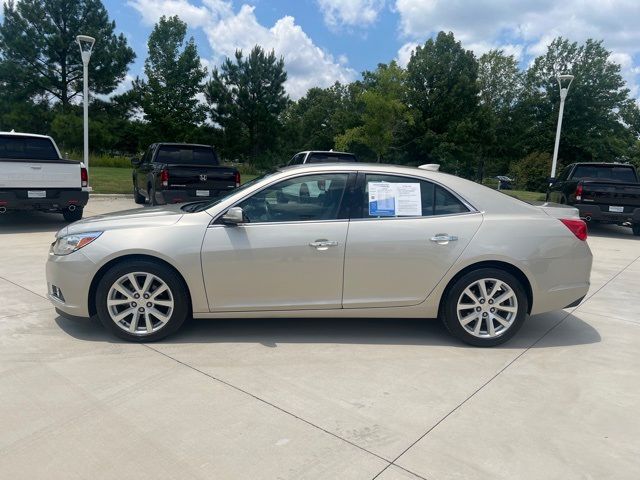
[0, 135, 80, 189]
[342, 173, 483, 308]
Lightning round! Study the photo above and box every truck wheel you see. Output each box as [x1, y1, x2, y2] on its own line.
[149, 184, 158, 206]
[633, 223, 640, 237]
[133, 185, 145, 204]
[62, 206, 83, 222]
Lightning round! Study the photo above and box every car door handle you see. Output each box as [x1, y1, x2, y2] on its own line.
[309, 240, 338, 250]
[30, 165, 42, 169]
[430, 234, 458, 244]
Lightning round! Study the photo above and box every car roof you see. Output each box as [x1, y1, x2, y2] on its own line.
[570, 162, 633, 167]
[154, 143, 215, 148]
[0, 131, 53, 139]
[298, 150, 355, 155]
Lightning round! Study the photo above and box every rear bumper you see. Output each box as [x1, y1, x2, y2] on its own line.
[159, 187, 234, 204]
[0, 189, 88, 211]
[575, 204, 640, 223]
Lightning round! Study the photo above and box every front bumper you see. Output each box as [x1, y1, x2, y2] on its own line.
[575, 204, 640, 224]
[0, 189, 89, 211]
[46, 249, 95, 318]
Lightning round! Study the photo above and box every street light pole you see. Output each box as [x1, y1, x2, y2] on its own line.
[550, 74, 574, 178]
[76, 35, 95, 182]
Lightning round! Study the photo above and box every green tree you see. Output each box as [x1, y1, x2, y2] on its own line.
[521, 37, 640, 163]
[135, 15, 207, 141]
[205, 45, 288, 163]
[0, 0, 135, 108]
[509, 152, 552, 192]
[477, 49, 524, 179]
[405, 31, 481, 176]
[335, 61, 411, 162]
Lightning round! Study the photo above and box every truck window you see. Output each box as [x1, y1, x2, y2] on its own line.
[0, 135, 59, 160]
[155, 145, 220, 166]
[573, 165, 637, 183]
[306, 152, 357, 164]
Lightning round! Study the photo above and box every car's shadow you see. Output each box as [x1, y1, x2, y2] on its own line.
[55, 313, 601, 349]
[0, 210, 69, 234]
[587, 222, 636, 240]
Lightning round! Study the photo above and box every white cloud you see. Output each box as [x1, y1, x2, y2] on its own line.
[127, 0, 357, 99]
[394, 0, 640, 100]
[316, 0, 385, 28]
[396, 41, 418, 67]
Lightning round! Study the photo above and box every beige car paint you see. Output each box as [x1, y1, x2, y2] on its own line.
[46, 163, 592, 323]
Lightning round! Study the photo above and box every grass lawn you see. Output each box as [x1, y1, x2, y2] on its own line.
[500, 189, 546, 203]
[89, 167, 258, 194]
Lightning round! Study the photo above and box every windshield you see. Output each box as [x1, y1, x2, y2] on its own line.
[0, 135, 59, 160]
[181, 171, 277, 212]
[155, 145, 219, 166]
[573, 165, 638, 183]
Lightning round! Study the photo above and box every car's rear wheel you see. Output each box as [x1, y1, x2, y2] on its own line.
[632, 223, 640, 236]
[441, 268, 528, 347]
[133, 183, 145, 204]
[95, 260, 189, 341]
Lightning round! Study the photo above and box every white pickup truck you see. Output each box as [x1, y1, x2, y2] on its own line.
[0, 131, 89, 221]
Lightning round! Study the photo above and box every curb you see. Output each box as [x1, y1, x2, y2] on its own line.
[90, 193, 134, 198]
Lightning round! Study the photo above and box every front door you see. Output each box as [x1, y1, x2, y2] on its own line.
[201, 172, 352, 311]
[342, 173, 483, 308]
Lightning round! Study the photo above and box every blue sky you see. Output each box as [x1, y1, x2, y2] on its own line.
[102, 0, 640, 101]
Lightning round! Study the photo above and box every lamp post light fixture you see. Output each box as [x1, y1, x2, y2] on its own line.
[550, 74, 574, 179]
[76, 35, 95, 184]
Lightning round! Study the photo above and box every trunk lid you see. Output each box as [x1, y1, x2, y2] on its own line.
[530, 201, 580, 219]
[580, 180, 640, 209]
[166, 164, 238, 195]
[0, 159, 81, 189]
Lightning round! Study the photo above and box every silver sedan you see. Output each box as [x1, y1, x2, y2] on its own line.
[46, 164, 592, 347]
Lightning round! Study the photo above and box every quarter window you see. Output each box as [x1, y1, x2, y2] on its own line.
[237, 173, 349, 223]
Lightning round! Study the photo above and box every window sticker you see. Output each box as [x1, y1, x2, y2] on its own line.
[368, 182, 421, 217]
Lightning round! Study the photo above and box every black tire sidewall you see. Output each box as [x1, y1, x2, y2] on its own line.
[442, 268, 528, 347]
[95, 260, 189, 342]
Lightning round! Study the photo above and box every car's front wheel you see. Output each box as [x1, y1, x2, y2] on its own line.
[95, 260, 189, 341]
[632, 223, 640, 237]
[441, 268, 528, 347]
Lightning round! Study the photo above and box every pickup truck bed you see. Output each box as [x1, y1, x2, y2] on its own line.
[547, 162, 640, 235]
[0, 132, 88, 221]
[133, 143, 240, 205]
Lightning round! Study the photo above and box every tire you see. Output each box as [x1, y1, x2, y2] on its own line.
[133, 183, 145, 204]
[95, 260, 189, 342]
[633, 223, 640, 237]
[62, 206, 83, 222]
[149, 184, 158, 206]
[440, 268, 528, 347]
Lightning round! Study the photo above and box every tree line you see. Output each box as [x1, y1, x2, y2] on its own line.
[1, 0, 639, 190]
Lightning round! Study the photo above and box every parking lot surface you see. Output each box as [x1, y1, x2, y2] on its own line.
[1, 196, 639, 479]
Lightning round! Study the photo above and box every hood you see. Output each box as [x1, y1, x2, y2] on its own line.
[57, 205, 184, 237]
[529, 201, 580, 220]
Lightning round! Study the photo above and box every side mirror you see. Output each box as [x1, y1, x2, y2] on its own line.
[221, 206, 244, 225]
[131, 157, 141, 167]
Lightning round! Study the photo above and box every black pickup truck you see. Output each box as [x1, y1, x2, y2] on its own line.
[132, 143, 240, 205]
[547, 162, 640, 236]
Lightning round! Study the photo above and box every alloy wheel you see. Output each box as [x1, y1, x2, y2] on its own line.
[456, 278, 518, 338]
[106, 272, 174, 336]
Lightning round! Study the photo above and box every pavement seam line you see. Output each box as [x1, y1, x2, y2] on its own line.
[142, 344, 432, 479]
[0, 275, 48, 300]
[0, 306, 52, 321]
[373, 250, 640, 479]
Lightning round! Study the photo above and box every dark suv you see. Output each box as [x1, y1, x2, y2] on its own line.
[287, 150, 357, 166]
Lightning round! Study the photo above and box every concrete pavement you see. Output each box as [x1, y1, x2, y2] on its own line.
[0, 197, 639, 479]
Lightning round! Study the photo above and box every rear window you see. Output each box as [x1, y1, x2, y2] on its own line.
[0, 135, 59, 160]
[572, 165, 637, 183]
[155, 145, 219, 166]
[306, 152, 357, 164]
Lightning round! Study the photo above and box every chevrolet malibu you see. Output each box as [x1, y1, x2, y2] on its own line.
[46, 164, 592, 347]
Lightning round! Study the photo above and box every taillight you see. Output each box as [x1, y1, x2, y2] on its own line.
[560, 218, 588, 241]
[575, 183, 583, 201]
[234, 171, 241, 187]
[81, 167, 88, 188]
[160, 169, 169, 187]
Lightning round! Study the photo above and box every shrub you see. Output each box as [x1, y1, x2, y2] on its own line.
[509, 152, 552, 192]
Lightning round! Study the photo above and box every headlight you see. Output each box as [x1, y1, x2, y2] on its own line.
[52, 232, 103, 256]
